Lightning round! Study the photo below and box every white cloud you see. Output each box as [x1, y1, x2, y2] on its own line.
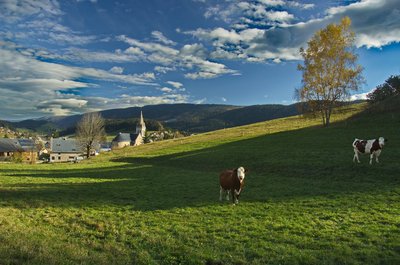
[118, 35, 239, 79]
[0, 78, 88, 93]
[257, 0, 285, 7]
[0, 3, 98, 46]
[37, 98, 88, 116]
[118, 35, 179, 56]
[86, 94, 189, 110]
[159, 87, 173, 93]
[47, 32, 97, 45]
[76, 0, 98, 3]
[136, 72, 156, 80]
[124, 46, 146, 57]
[187, 28, 242, 44]
[180, 43, 208, 58]
[185, 27, 264, 46]
[183, 57, 239, 80]
[109, 66, 124, 74]
[151, 31, 177, 46]
[193, 98, 207, 104]
[166, 81, 183, 89]
[221, 97, 227, 102]
[263, 11, 294, 22]
[48, 48, 142, 62]
[203, 0, 303, 26]
[0, 0, 62, 22]
[154, 66, 175, 73]
[349, 89, 374, 101]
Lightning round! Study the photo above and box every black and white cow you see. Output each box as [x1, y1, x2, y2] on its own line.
[353, 137, 387, 165]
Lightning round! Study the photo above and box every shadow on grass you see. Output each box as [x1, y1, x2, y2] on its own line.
[0, 110, 399, 211]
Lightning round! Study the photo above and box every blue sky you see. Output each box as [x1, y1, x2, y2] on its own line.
[0, 0, 399, 120]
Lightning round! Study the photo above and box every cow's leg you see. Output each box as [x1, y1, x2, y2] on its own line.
[219, 186, 224, 201]
[353, 150, 360, 163]
[234, 189, 240, 204]
[231, 189, 236, 204]
[231, 189, 239, 204]
[226, 190, 230, 201]
[369, 153, 374, 165]
[375, 150, 381, 163]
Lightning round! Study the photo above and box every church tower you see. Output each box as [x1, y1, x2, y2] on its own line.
[135, 110, 146, 137]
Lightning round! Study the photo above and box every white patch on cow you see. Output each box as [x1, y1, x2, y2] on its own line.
[378, 137, 386, 147]
[237, 166, 246, 183]
[364, 140, 374, 154]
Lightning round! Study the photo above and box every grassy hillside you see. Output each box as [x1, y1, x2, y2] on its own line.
[0, 102, 399, 264]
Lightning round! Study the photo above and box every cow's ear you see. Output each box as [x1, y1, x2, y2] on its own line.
[244, 168, 249, 173]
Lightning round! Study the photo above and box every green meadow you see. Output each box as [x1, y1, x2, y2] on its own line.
[0, 102, 399, 265]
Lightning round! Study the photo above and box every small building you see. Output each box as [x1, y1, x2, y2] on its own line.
[111, 133, 143, 149]
[0, 138, 38, 163]
[111, 111, 146, 150]
[0, 138, 23, 160]
[17, 139, 38, 163]
[49, 138, 83, 163]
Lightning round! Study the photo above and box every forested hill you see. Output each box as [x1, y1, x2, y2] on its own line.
[6, 103, 302, 134]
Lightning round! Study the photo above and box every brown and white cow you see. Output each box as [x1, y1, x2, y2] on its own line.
[219, 166, 247, 204]
[353, 137, 388, 165]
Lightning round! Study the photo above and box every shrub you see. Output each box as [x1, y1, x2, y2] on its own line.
[11, 152, 23, 163]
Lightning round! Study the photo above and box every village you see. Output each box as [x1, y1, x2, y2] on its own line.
[0, 112, 149, 164]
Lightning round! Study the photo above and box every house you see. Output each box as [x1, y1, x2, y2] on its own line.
[17, 139, 38, 162]
[0, 138, 38, 163]
[49, 137, 83, 163]
[0, 138, 23, 160]
[111, 111, 146, 150]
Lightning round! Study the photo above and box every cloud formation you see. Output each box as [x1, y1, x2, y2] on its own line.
[0, 42, 162, 119]
[117, 35, 239, 80]
[0, 0, 62, 22]
[187, 0, 400, 62]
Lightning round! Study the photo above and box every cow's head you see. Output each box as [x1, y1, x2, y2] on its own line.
[379, 137, 387, 147]
[236, 166, 247, 183]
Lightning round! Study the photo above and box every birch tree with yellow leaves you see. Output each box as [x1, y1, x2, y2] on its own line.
[296, 17, 363, 126]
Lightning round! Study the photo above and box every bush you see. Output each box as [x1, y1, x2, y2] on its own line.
[11, 152, 23, 163]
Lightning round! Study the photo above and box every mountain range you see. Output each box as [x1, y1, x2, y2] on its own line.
[2, 103, 302, 135]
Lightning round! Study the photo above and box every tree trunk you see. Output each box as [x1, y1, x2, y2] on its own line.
[325, 114, 331, 127]
[86, 145, 90, 159]
[321, 110, 326, 126]
[325, 106, 332, 127]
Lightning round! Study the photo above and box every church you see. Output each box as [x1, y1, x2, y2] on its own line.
[111, 111, 146, 150]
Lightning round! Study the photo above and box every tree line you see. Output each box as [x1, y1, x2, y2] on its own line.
[367, 75, 400, 103]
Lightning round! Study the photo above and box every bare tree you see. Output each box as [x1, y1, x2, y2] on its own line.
[296, 17, 363, 126]
[76, 112, 106, 158]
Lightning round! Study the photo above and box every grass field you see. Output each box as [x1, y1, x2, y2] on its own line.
[0, 103, 399, 264]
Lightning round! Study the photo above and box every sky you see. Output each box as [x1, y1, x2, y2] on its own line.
[0, 0, 399, 120]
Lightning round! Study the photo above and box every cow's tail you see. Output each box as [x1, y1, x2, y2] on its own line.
[352, 138, 359, 147]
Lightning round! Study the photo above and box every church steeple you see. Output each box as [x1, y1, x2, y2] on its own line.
[135, 110, 146, 136]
